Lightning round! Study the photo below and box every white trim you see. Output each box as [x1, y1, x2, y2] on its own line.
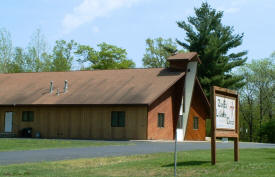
[176, 97, 184, 141]
[182, 61, 197, 140]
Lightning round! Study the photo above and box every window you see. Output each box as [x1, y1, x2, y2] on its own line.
[158, 113, 165, 128]
[193, 116, 199, 130]
[22, 111, 34, 122]
[177, 115, 183, 128]
[111, 111, 125, 127]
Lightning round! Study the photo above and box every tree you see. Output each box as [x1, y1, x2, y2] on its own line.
[0, 28, 13, 73]
[25, 29, 49, 72]
[142, 38, 178, 68]
[239, 67, 257, 142]
[76, 42, 135, 70]
[239, 58, 275, 142]
[260, 119, 275, 143]
[176, 2, 247, 96]
[246, 59, 275, 142]
[269, 52, 275, 120]
[51, 40, 77, 71]
[42, 52, 53, 72]
[7, 47, 25, 73]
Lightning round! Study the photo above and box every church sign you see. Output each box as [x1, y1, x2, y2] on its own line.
[216, 96, 236, 130]
[210, 86, 239, 165]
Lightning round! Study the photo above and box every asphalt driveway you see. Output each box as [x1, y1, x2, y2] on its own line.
[0, 141, 274, 165]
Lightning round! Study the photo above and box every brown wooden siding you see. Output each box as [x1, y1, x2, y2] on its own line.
[0, 106, 147, 140]
[184, 83, 207, 141]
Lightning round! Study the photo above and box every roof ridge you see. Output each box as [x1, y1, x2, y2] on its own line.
[0, 67, 167, 75]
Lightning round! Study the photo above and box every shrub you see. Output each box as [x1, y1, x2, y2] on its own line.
[260, 120, 275, 143]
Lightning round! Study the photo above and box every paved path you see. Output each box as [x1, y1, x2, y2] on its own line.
[0, 141, 274, 165]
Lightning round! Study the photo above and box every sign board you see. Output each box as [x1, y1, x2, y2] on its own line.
[216, 96, 236, 129]
[211, 86, 239, 165]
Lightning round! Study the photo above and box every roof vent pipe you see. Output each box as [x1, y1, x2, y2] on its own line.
[50, 81, 54, 93]
[64, 80, 68, 93]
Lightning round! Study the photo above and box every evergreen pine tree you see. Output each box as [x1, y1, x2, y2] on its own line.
[177, 2, 247, 96]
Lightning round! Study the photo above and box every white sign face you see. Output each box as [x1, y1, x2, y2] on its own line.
[216, 96, 236, 129]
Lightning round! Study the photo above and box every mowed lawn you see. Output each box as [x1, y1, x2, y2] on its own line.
[0, 148, 274, 177]
[0, 138, 131, 151]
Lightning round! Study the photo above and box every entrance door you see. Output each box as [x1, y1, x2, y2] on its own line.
[5, 112, 13, 132]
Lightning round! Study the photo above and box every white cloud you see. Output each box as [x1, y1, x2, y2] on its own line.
[62, 0, 142, 34]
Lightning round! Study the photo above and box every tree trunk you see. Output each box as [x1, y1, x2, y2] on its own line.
[248, 96, 253, 142]
[249, 121, 253, 142]
[259, 89, 264, 142]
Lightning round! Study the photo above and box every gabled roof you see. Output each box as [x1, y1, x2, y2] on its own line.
[0, 68, 185, 106]
[195, 77, 210, 117]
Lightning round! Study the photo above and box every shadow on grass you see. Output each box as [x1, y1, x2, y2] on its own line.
[162, 161, 210, 167]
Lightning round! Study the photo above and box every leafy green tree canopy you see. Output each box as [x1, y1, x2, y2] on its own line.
[25, 29, 49, 72]
[177, 2, 247, 95]
[0, 28, 13, 73]
[261, 119, 275, 143]
[51, 40, 77, 72]
[239, 57, 275, 142]
[7, 47, 25, 73]
[142, 38, 178, 68]
[76, 42, 135, 70]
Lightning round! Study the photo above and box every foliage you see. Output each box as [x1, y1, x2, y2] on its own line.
[6, 47, 25, 73]
[25, 29, 49, 72]
[51, 40, 77, 71]
[239, 57, 275, 142]
[76, 42, 135, 70]
[0, 28, 136, 73]
[142, 37, 178, 68]
[261, 120, 275, 143]
[0, 28, 13, 73]
[176, 2, 247, 96]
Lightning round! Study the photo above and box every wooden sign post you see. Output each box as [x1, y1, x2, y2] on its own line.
[210, 86, 239, 165]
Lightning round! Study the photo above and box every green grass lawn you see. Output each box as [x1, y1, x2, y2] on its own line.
[0, 148, 274, 177]
[0, 138, 131, 151]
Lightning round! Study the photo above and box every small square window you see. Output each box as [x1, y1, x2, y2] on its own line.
[193, 116, 199, 130]
[177, 115, 183, 128]
[158, 113, 165, 128]
[111, 111, 125, 127]
[22, 111, 34, 122]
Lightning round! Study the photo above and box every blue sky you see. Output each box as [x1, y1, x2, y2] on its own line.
[0, 0, 274, 68]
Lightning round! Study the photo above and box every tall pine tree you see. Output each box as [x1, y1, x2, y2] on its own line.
[177, 2, 247, 96]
